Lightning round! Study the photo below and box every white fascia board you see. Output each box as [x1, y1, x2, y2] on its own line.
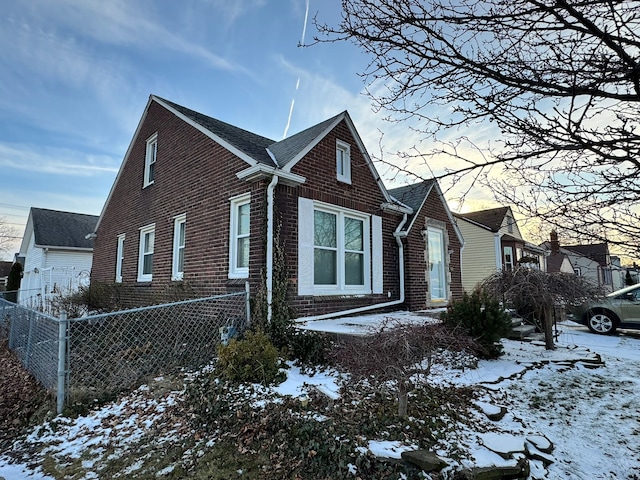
[280, 114, 345, 172]
[94, 96, 155, 234]
[236, 164, 306, 186]
[34, 245, 93, 252]
[341, 112, 397, 206]
[152, 96, 264, 168]
[18, 212, 33, 255]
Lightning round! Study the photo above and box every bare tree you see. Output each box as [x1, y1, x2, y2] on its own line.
[332, 319, 477, 417]
[481, 267, 604, 349]
[0, 218, 18, 257]
[316, 0, 640, 257]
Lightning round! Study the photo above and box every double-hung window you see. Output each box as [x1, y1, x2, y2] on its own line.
[336, 140, 351, 184]
[229, 193, 250, 278]
[299, 198, 381, 296]
[144, 133, 157, 187]
[172, 214, 186, 280]
[115, 234, 125, 283]
[137, 224, 155, 282]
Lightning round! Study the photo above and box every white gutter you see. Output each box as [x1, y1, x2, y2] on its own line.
[266, 174, 279, 323]
[296, 213, 409, 323]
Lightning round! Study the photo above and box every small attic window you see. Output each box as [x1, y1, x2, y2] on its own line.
[336, 140, 351, 184]
[144, 133, 158, 188]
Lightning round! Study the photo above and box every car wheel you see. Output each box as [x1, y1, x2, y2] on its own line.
[586, 312, 618, 335]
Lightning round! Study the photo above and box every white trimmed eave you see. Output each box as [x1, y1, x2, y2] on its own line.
[152, 96, 264, 168]
[34, 245, 94, 253]
[381, 201, 413, 216]
[236, 164, 306, 187]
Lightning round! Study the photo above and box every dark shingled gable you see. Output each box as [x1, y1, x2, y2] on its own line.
[155, 96, 277, 166]
[455, 206, 510, 232]
[31, 208, 98, 250]
[388, 180, 437, 230]
[269, 112, 344, 167]
[563, 243, 609, 266]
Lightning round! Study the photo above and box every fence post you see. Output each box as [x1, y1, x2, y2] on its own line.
[57, 311, 68, 415]
[245, 281, 251, 327]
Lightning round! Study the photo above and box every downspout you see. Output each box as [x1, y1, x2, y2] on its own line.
[296, 213, 408, 322]
[266, 174, 279, 323]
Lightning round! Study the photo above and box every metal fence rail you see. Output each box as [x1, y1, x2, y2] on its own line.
[1, 287, 249, 412]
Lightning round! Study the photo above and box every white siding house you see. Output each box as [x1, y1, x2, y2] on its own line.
[18, 208, 98, 308]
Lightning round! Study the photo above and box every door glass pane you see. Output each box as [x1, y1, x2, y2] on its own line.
[428, 229, 445, 300]
[314, 211, 336, 247]
[314, 249, 336, 284]
[237, 237, 249, 268]
[345, 252, 364, 285]
[344, 217, 363, 251]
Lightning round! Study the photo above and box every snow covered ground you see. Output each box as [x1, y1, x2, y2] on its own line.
[1, 314, 639, 479]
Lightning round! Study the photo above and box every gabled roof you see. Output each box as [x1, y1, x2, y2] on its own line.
[388, 180, 464, 244]
[23, 208, 98, 251]
[269, 112, 344, 168]
[547, 252, 573, 273]
[563, 243, 609, 266]
[155, 96, 276, 166]
[455, 206, 511, 232]
[388, 180, 436, 229]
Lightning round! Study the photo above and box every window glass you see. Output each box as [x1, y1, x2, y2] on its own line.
[345, 252, 364, 285]
[142, 230, 154, 275]
[428, 228, 446, 300]
[314, 249, 337, 284]
[314, 210, 337, 247]
[229, 194, 250, 278]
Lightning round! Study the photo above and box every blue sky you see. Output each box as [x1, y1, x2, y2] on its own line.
[0, 0, 494, 260]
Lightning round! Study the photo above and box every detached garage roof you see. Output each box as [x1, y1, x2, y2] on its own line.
[23, 208, 99, 251]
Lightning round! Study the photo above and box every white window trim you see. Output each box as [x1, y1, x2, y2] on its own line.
[137, 223, 155, 282]
[427, 226, 447, 302]
[172, 214, 186, 281]
[336, 140, 351, 184]
[115, 234, 125, 283]
[312, 201, 371, 296]
[229, 193, 251, 279]
[143, 133, 158, 188]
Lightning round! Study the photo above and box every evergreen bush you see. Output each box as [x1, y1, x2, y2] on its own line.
[440, 289, 512, 358]
[5, 262, 23, 303]
[216, 330, 283, 385]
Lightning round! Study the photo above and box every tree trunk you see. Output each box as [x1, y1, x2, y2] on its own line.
[544, 305, 555, 350]
[398, 385, 408, 418]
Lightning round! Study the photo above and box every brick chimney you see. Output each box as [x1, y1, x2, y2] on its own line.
[550, 230, 560, 255]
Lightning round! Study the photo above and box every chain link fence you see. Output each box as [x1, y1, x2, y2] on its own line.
[1, 299, 59, 391]
[1, 287, 249, 412]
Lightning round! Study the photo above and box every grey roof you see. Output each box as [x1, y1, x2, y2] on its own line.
[388, 180, 437, 231]
[31, 208, 98, 250]
[563, 243, 609, 266]
[455, 206, 510, 232]
[269, 112, 345, 167]
[155, 96, 277, 166]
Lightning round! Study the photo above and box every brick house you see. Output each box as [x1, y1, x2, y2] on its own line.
[91, 95, 463, 318]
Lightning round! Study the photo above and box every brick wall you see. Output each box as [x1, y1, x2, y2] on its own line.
[276, 119, 403, 318]
[92, 101, 267, 302]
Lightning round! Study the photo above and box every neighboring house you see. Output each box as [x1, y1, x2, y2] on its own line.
[91, 95, 464, 319]
[388, 180, 464, 309]
[0, 261, 12, 291]
[454, 206, 546, 292]
[546, 230, 574, 274]
[543, 231, 616, 292]
[18, 208, 97, 305]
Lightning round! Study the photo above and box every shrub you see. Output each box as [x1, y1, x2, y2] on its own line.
[5, 262, 22, 303]
[216, 330, 282, 385]
[440, 289, 512, 359]
[287, 330, 331, 366]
